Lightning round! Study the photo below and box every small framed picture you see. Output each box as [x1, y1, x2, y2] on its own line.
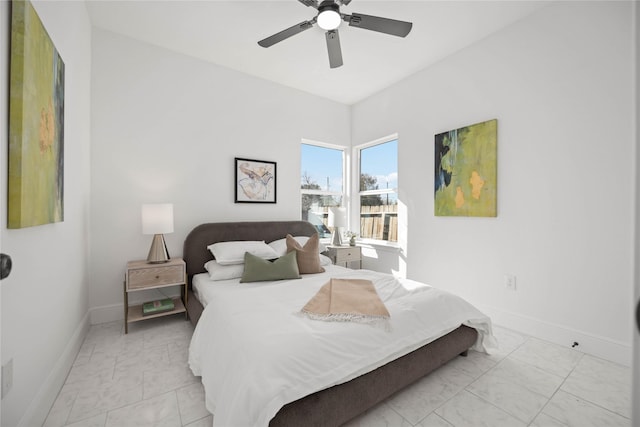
[235, 158, 277, 203]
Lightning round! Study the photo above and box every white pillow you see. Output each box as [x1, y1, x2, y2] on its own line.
[268, 236, 327, 256]
[207, 241, 279, 265]
[204, 260, 244, 281]
[319, 254, 333, 266]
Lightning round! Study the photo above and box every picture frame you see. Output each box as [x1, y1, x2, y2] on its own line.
[434, 119, 497, 217]
[235, 158, 277, 203]
[8, 0, 65, 228]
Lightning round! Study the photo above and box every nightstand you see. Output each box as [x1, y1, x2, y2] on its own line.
[326, 245, 362, 269]
[124, 258, 187, 333]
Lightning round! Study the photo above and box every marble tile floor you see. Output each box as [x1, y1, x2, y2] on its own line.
[44, 316, 631, 427]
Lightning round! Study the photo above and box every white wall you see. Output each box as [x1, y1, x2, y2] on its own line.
[1, 5, 6, 424]
[352, 1, 635, 366]
[90, 29, 351, 320]
[632, 1, 639, 423]
[0, 1, 92, 426]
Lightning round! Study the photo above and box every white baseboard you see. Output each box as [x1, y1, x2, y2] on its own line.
[18, 312, 90, 427]
[477, 304, 632, 367]
[89, 303, 124, 325]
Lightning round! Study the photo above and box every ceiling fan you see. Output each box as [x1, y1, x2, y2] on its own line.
[258, 0, 413, 69]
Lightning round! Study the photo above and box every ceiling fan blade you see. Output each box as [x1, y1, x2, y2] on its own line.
[258, 20, 315, 48]
[347, 13, 412, 37]
[325, 30, 343, 69]
[298, 0, 318, 8]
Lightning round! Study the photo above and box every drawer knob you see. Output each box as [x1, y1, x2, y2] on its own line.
[155, 275, 160, 279]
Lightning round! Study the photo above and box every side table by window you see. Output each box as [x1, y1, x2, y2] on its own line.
[325, 245, 362, 269]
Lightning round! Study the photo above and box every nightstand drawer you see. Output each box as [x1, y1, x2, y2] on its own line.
[335, 250, 360, 263]
[127, 265, 184, 290]
[326, 246, 362, 269]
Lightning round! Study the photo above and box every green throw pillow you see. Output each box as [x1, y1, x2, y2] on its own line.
[240, 251, 301, 283]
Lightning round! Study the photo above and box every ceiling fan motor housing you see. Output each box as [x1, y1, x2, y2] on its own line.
[319, 0, 339, 9]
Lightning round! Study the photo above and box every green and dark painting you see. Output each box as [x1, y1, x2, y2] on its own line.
[9, 0, 65, 228]
[434, 119, 497, 217]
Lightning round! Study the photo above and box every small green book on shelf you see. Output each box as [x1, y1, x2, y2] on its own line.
[142, 298, 174, 316]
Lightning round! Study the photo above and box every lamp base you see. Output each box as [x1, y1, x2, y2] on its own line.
[147, 234, 170, 263]
[331, 228, 342, 246]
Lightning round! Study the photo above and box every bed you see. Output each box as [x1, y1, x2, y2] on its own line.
[184, 221, 496, 426]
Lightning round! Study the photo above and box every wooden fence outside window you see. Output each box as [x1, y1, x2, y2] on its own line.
[316, 205, 398, 242]
[360, 205, 398, 242]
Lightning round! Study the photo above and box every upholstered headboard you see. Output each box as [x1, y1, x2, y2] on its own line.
[182, 220, 318, 288]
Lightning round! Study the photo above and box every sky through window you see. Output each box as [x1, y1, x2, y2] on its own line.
[301, 141, 398, 192]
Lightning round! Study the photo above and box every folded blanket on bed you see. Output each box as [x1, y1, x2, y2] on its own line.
[300, 278, 390, 326]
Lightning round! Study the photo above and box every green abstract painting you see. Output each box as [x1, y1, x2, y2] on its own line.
[9, 0, 65, 228]
[434, 119, 497, 217]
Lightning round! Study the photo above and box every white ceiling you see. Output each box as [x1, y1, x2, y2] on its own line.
[86, 0, 550, 105]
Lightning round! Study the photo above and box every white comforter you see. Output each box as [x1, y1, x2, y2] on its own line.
[189, 265, 497, 427]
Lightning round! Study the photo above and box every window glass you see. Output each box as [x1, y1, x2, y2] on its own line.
[358, 139, 397, 242]
[301, 144, 343, 193]
[301, 143, 344, 238]
[359, 140, 397, 192]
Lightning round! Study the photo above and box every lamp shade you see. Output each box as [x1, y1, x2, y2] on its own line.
[328, 207, 346, 228]
[142, 204, 174, 235]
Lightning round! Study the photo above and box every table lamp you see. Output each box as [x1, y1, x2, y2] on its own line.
[142, 203, 174, 263]
[328, 206, 346, 246]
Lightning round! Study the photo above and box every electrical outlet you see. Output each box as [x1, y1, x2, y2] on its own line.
[504, 274, 517, 291]
[2, 359, 13, 399]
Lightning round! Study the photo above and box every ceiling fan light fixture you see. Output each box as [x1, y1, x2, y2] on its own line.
[317, 8, 341, 30]
[257, 0, 414, 69]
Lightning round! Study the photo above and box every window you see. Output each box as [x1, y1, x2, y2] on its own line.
[300, 142, 345, 238]
[357, 138, 398, 242]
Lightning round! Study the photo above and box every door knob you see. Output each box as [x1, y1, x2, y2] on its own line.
[1, 253, 12, 280]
